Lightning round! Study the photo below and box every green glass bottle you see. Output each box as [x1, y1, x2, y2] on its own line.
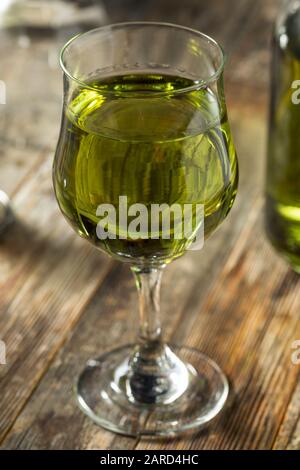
[266, 0, 300, 272]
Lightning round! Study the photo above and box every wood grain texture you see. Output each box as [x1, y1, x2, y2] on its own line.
[135, 207, 300, 450]
[0, 23, 115, 444]
[0, 157, 114, 443]
[273, 381, 300, 450]
[1, 0, 299, 451]
[1, 107, 267, 450]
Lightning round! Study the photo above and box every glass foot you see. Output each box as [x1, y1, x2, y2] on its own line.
[77, 345, 229, 437]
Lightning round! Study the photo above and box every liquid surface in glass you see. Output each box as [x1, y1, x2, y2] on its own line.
[53, 73, 238, 265]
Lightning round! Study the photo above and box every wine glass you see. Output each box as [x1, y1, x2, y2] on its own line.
[53, 22, 238, 437]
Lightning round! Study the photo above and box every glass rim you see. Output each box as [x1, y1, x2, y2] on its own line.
[60, 21, 226, 96]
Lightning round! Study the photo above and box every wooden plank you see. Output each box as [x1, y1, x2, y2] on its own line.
[1, 105, 267, 449]
[134, 205, 300, 450]
[0, 144, 43, 198]
[0, 157, 114, 443]
[1, 264, 134, 450]
[273, 383, 300, 450]
[0, 34, 62, 193]
[1, 0, 288, 451]
[0, 30, 62, 152]
[0, 20, 119, 443]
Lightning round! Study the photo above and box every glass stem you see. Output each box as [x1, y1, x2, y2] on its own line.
[132, 266, 163, 346]
[128, 266, 188, 405]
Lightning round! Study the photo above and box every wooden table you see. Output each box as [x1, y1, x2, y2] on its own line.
[0, 0, 300, 451]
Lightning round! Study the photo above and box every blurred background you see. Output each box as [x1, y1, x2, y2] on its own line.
[0, 0, 276, 203]
[3, 0, 300, 452]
